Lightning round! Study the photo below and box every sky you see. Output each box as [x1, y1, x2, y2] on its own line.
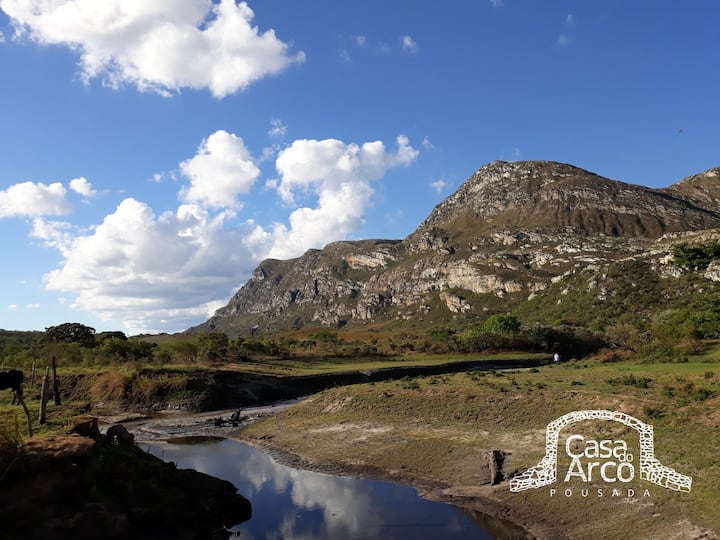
[0, 1, 718, 335]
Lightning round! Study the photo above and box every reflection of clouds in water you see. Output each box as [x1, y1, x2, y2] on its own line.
[287, 469, 380, 538]
[147, 439, 493, 540]
[150, 440, 378, 537]
[148, 439, 283, 496]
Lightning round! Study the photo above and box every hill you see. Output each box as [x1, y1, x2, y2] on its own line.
[191, 161, 720, 336]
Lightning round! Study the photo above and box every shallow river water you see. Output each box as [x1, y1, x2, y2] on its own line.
[144, 436, 526, 539]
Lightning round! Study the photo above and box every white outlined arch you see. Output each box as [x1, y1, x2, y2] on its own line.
[509, 410, 692, 492]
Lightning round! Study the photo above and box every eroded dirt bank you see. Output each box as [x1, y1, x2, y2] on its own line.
[63, 356, 549, 414]
[0, 432, 251, 540]
[189, 357, 549, 409]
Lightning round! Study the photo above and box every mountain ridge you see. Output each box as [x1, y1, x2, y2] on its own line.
[192, 160, 720, 336]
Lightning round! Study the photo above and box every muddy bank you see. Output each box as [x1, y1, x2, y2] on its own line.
[203, 356, 549, 409]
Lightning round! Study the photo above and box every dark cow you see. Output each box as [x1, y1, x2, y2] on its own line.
[0, 370, 23, 403]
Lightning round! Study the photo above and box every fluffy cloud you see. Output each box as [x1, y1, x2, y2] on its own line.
[34, 199, 259, 333]
[179, 130, 260, 209]
[32, 132, 418, 333]
[69, 176, 97, 197]
[0, 181, 70, 218]
[0, 0, 305, 98]
[252, 135, 419, 260]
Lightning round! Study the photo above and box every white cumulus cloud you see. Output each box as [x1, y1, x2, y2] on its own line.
[0, 181, 70, 218]
[34, 198, 259, 334]
[0, 0, 305, 98]
[69, 176, 97, 197]
[179, 130, 260, 210]
[251, 135, 419, 260]
[31, 132, 419, 333]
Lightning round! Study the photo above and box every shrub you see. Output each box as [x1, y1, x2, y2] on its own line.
[606, 374, 652, 389]
[671, 241, 720, 271]
[481, 314, 521, 336]
[643, 406, 664, 419]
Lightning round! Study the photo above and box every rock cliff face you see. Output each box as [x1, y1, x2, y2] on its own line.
[193, 161, 720, 336]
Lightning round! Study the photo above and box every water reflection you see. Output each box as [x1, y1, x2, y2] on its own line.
[145, 438, 508, 540]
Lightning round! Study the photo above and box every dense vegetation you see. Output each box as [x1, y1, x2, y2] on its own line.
[671, 241, 720, 270]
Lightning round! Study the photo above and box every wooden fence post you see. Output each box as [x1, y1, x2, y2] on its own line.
[39, 367, 50, 425]
[52, 356, 61, 406]
[30, 360, 36, 388]
[16, 392, 33, 437]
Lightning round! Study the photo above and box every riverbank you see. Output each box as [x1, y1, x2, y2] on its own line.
[238, 358, 720, 540]
[0, 431, 251, 540]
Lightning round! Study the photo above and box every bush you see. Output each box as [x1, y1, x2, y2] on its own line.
[643, 406, 664, 419]
[606, 374, 652, 388]
[481, 314, 521, 336]
[671, 241, 720, 271]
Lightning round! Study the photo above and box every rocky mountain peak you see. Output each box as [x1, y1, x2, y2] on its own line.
[666, 167, 720, 213]
[411, 160, 720, 241]
[193, 161, 720, 336]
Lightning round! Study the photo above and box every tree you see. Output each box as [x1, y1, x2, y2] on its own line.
[44, 323, 97, 348]
[198, 332, 230, 361]
[481, 314, 521, 336]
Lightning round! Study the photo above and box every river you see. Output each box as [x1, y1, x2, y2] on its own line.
[143, 436, 527, 539]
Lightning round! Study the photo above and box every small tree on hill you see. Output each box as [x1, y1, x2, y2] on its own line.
[481, 314, 521, 336]
[44, 323, 97, 348]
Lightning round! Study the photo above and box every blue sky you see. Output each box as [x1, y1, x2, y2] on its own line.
[0, 1, 718, 335]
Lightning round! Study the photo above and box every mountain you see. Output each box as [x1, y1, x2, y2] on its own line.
[192, 161, 720, 336]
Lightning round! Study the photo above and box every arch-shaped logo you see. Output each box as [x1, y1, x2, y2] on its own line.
[509, 410, 692, 493]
